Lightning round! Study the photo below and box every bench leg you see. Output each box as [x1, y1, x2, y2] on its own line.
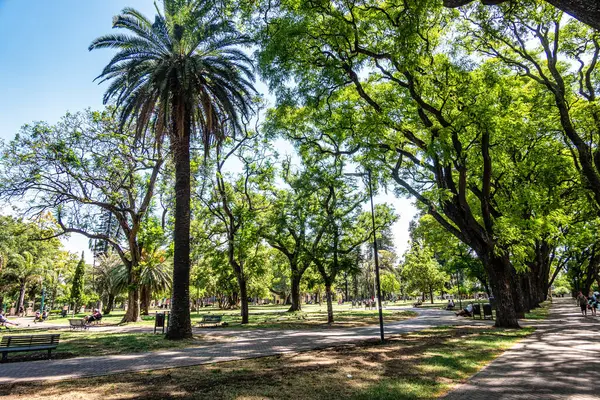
[47, 349, 52, 359]
[2, 351, 7, 362]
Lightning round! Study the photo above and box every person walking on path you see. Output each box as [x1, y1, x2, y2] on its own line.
[589, 292, 598, 317]
[577, 292, 588, 316]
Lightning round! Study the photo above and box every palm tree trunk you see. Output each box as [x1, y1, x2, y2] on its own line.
[141, 285, 151, 316]
[166, 112, 193, 339]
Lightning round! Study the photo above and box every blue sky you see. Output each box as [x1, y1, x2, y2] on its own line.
[0, 1, 416, 260]
[0, 1, 158, 141]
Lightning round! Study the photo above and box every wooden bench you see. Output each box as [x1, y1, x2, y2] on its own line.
[0, 334, 60, 361]
[69, 318, 89, 330]
[199, 315, 223, 327]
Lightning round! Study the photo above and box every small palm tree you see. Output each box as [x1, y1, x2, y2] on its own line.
[139, 247, 172, 315]
[90, 0, 255, 338]
[95, 252, 126, 315]
[110, 248, 172, 315]
[2, 251, 44, 314]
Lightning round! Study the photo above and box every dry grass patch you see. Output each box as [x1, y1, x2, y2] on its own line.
[0, 326, 532, 400]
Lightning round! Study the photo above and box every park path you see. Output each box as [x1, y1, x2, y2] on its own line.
[0, 307, 491, 383]
[443, 297, 600, 400]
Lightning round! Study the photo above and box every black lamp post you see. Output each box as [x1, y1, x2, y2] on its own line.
[346, 169, 385, 342]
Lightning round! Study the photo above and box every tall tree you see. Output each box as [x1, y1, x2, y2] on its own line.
[260, 164, 314, 312]
[402, 243, 449, 303]
[199, 134, 273, 323]
[0, 110, 163, 322]
[90, 0, 256, 339]
[0, 216, 61, 314]
[463, 3, 600, 213]
[255, 0, 576, 326]
[70, 252, 86, 312]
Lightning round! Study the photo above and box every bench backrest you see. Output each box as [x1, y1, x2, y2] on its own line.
[0, 334, 60, 348]
[483, 304, 493, 316]
[69, 318, 84, 325]
[202, 315, 222, 321]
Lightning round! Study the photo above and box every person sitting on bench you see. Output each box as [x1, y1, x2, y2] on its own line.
[446, 299, 455, 310]
[0, 311, 19, 328]
[85, 309, 102, 324]
[455, 303, 473, 317]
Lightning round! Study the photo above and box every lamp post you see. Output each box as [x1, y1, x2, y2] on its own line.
[346, 169, 385, 342]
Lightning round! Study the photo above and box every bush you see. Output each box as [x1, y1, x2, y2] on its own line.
[554, 286, 569, 296]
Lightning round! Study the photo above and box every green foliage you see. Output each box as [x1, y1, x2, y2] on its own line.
[70, 252, 86, 310]
[380, 273, 400, 297]
[401, 244, 449, 299]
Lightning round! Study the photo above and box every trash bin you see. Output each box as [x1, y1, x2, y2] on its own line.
[154, 312, 166, 334]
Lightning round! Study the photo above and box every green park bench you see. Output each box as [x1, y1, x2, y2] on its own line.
[0, 334, 60, 361]
[199, 315, 224, 327]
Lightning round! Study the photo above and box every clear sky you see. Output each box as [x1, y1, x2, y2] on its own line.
[0, 1, 417, 261]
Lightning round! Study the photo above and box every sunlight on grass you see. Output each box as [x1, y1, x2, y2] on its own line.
[0, 326, 534, 400]
[524, 301, 551, 320]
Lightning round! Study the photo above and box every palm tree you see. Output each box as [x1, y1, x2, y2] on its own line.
[2, 251, 44, 315]
[139, 247, 172, 315]
[95, 252, 126, 315]
[90, 0, 255, 339]
[111, 248, 172, 315]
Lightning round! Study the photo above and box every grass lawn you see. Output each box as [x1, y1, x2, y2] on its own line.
[41, 306, 418, 330]
[524, 300, 552, 320]
[0, 309, 416, 361]
[0, 331, 234, 362]
[0, 326, 534, 400]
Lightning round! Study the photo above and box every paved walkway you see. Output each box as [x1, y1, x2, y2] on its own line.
[444, 297, 600, 400]
[0, 307, 491, 383]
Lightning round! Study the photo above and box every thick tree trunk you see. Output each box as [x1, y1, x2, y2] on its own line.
[0, 295, 4, 313]
[103, 293, 115, 315]
[121, 260, 142, 322]
[583, 249, 600, 296]
[238, 276, 249, 324]
[325, 283, 334, 324]
[429, 286, 434, 303]
[122, 288, 142, 322]
[17, 282, 26, 314]
[288, 273, 302, 312]
[140, 285, 151, 316]
[526, 240, 553, 308]
[483, 253, 520, 328]
[166, 124, 193, 340]
[511, 272, 529, 316]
